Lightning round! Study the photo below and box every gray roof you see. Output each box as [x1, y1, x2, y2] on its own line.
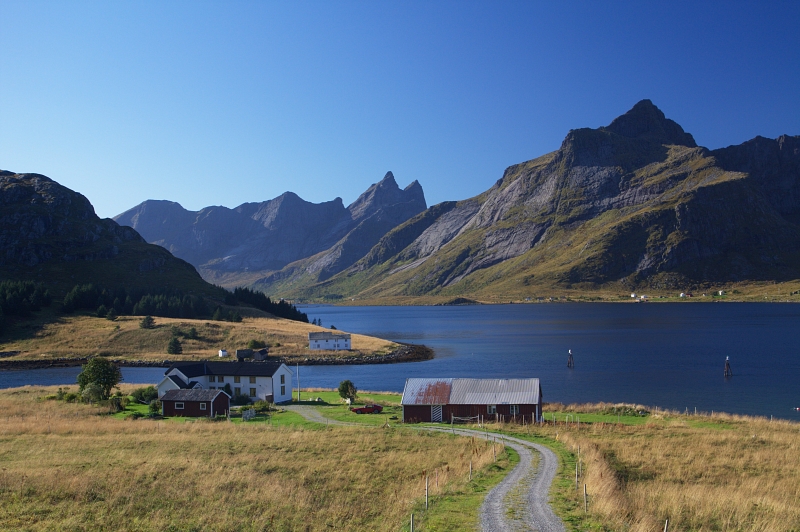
[166, 361, 287, 378]
[161, 389, 229, 402]
[402, 378, 540, 405]
[450, 379, 540, 405]
[308, 332, 351, 340]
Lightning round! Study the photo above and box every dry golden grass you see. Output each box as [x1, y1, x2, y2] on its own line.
[499, 410, 800, 532]
[0, 386, 497, 531]
[3, 315, 398, 363]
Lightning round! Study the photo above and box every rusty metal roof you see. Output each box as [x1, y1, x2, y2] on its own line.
[401, 378, 453, 405]
[401, 378, 540, 405]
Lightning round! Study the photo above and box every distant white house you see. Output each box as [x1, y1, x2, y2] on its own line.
[157, 361, 293, 403]
[308, 331, 351, 351]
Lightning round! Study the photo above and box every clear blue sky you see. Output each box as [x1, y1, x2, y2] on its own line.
[2, 1, 799, 219]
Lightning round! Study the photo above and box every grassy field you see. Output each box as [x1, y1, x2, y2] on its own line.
[1, 314, 398, 364]
[486, 404, 800, 532]
[0, 385, 503, 532]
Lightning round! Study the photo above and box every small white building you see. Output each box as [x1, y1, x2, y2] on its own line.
[157, 361, 293, 403]
[308, 332, 351, 351]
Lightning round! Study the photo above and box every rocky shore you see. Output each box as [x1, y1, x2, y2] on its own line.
[0, 343, 434, 370]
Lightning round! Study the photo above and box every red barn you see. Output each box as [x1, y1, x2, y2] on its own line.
[161, 389, 230, 418]
[401, 378, 542, 423]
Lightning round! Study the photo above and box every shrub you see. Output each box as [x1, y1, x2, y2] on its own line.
[148, 400, 161, 416]
[231, 394, 252, 406]
[96, 305, 108, 318]
[139, 315, 155, 329]
[253, 400, 270, 412]
[247, 339, 267, 349]
[106, 308, 118, 321]
[81, 383, 104, 403]
[63, 392, 79, 403]
[108, 395, 129, 412]
[131, 386, 158, 404]
[186, 327, 198, 339]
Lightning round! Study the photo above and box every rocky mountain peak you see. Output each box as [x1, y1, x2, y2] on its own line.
[603, 99, 697, 147]
[348, 171, 427, 222]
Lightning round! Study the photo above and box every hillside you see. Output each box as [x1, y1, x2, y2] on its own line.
[0, 171, 220, 299]
[114, 171, 427, 288]
[254, 100, 800, 300]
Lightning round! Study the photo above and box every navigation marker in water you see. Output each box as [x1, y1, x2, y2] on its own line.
[567, 349, 574, 369]
[724, 356, 733, 377]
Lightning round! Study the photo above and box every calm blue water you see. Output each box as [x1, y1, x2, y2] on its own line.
[2, 304, 799, 419]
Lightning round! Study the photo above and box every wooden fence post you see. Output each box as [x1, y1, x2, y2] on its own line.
[425, 476, 428, 509]
[663, 518, 669, 532]
[584, 484, 588, 513]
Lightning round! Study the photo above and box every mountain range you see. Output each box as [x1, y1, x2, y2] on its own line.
[107, 100, 800, 300]
[114, 172, 426, 288]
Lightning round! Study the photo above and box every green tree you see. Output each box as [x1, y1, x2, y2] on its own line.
[77, 358, 122, 400]
[96, 305, 108, 318]
[167, 336, 182, 354]
[186, 327, 198, 339]
[149, 399, 161, 416]
[338, 380, 358, 403]
[139, 315, 155, 329]
[247, 339, 266, 349]
[106, 308, 118, 321]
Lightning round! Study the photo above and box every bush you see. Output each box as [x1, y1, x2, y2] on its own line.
[131, 386, 158, 404]
[63, 392, 79, 403]
[139, 315, 155, 329]
[231, 394, 252, 406]
[108, 395, 129, 412]
[96, 305, 108, 318]
[247, 339, 267, 349]
[148, 399, 161, 416]
[253, 400, 270, 412]
[105, 308, 118, 321]
[186, 327, 198, 339]
[81, 382, 104, 403]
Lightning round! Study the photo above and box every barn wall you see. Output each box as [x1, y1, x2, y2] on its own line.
[163, 400, 211, 417]
[212, 394, 230, 417]
[443, 404, 540, 423]
[403, 405, 433, 423]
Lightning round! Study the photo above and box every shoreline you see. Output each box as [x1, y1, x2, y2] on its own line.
[0, 343, 434, 371]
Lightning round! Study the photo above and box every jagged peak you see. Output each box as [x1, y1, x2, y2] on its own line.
[404, 179, 422, 192]
[602, 99, 697, 147]
[382, 171, 397, 185]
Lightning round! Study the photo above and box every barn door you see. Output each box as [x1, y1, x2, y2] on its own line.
[431, 405, 443, 422]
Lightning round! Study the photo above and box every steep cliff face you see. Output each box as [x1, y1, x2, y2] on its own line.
[263, 100, 800, 299]
[0, 171, 213, 295]
[115, 171, 427, 286]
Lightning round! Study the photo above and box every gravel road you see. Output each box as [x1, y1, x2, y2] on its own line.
[286, 407, 565, 531]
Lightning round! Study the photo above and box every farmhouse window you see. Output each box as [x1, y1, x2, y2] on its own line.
[510, 405, 519, 415]
[175, 402, 184, 410]
[209, 375, 216, 382]
[487, 405, 496, 414]
[200, 402, 207, 410]
[280, 374, 285, 384]
[281, 385, 285, 396]
[249, 388, 256, 397]
[234, 387, 241, 396]
[249, 376, 256, 383]
[209, 386, 215, 390]
[218, 376, 224, 383]
[234, 376, 241, 383]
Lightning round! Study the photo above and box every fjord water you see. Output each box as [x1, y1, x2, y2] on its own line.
[298, 303, 800, 420]
[1, 303, 798, 419]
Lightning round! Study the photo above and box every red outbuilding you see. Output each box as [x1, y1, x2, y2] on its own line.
[161, 389, 230, 418]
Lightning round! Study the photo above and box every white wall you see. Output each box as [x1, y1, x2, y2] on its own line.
[272, 365, 293, 403]
[309, 338, 351, 351]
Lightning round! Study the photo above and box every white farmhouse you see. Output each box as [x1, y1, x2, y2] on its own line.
[308, 331, 351, 351]
[157, 361, 293, 403]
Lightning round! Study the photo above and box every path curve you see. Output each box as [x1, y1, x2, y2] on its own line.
[285, 407, 565, 531]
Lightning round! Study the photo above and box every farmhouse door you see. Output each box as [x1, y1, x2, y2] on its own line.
[431, 405, 443, 422]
